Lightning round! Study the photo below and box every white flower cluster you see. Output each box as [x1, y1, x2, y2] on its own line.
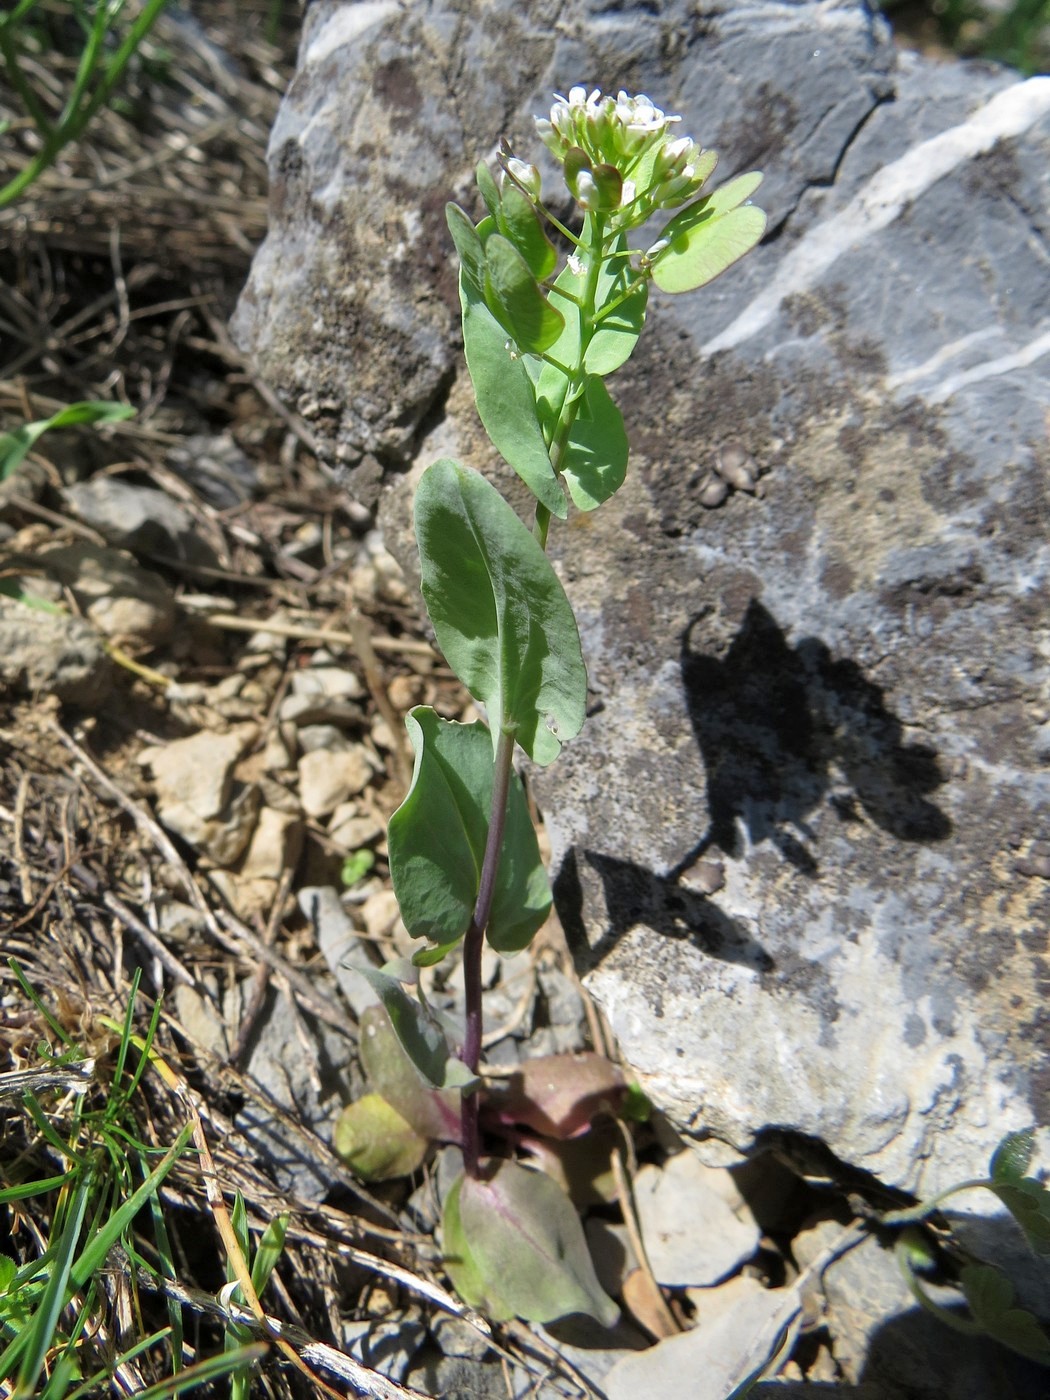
[535, 86, 680, 168]
[533, 86, 714, 224]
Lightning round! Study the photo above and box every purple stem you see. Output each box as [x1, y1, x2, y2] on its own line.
[460, 726, 517, 1177]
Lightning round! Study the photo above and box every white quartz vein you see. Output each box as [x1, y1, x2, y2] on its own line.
[703, 77, 1050, 356]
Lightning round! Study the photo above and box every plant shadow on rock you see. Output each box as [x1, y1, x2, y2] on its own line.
[674, 598, 952, 879]
[554, 598, 952, 977]
[554, 846, 774, 976]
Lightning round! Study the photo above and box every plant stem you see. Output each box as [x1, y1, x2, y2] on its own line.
[462, 212, 607, 1174]
[460, 725, 517, 1176]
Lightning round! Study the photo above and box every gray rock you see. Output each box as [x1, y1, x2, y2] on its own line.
[535, 35, 1050, 1200]
[235, 0, 1050, 1379]
[800, 1223, 1049, 1397]
[0, 595, 112, 706]
[36, 541, 175, 644]
[62, 476, 217, 566]
[236, 984, 356, 1201]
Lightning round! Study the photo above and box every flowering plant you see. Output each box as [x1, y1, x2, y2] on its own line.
[342, 86, 765, 1324]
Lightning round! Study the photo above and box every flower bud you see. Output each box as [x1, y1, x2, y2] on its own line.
[504, 158, 541, 200]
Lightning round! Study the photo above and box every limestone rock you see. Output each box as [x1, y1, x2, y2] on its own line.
[62, 476, 216, 566]
[140, 726, 260, 864]
[0, 595, 112, 707]
[235, 0, 1048, 1295]
[36, 541, 174, 644]
[633, 1152, 760, 1287]
[297, 745, 373, 816]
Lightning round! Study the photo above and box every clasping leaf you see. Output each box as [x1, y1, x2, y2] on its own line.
[388, 709, 552, 954]
[414, 461, 585, 763]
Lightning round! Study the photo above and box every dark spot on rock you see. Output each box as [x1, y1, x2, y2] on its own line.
[372, 58, 421, 116]
[821, 555, 855, 600]
[903, 1012, 927, 1048]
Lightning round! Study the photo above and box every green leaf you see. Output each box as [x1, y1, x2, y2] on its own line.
[389, 708, 552, 951]
[460, 273, 567, 519]
[559, 374, 628, 511]
[651, 172, 766, 294]
[960, 1263, 1050, 1364]
[359, 966, 476, 1092]
[334, 1093, 430, 1182]
[250, 1212, 289, 1298]
[358, 1003, 463, 1143]
[991, 1129, 1036, 1184]
[442, 1160, 620, 1326]
[990, 1177, 1050, 1255]
[484, 234, 564, 354]
[498, 184, 557, 282]
[482, 1051, 626, 1139]
[475, 159, 500, 222]
[339, 849, 375, 887]
[0, 400, 135, 481]
[446, 203, 487, 294]
[414, 461, 586, 764]
[542, 229, 648, 382]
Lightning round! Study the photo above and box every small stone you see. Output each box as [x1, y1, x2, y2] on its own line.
[697, 472, 729, 508]
[388, 673, 424, 711]
[291, 664, 363, 702]
[240, 807, 303, 881]
[297, 723, 354, 754]
[360, 887, 402, 940]
[634, 1151, 760, 1287]
[278, 693, 363, 727]
[62, 477, 217, 566]
[327, 802, 384, 849]
[38, 541, 175, 645]
[0, 596, 112, 707]
[140, 726, 261, 864]
[715, 441, 759, 492]
[298, 746, 373, 816]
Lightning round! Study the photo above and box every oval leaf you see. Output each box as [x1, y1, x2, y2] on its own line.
[443, 1160, 620, 1326]
[484, 234, 564, 353]
[560, 374, 629, 511]
[388, 708, 552, 951]
[475, 159, 501, 222]
[334, 1093, 429, 1182]
[358, 1004, 463, 1144]
[446, 202, 486, 294]
[460, 274, 567, 519]
[359, 965, 477, 1092]
[414, 461, 586, 764]
[482, 1052, 627, 1139]
[651, 174, 766, 294]
[498, 184, 557, 282]
[991, 1128, 1036, 1184]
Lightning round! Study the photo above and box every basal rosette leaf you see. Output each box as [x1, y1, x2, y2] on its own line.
[357, 1003, 464, 1142]
[559, 373, 628, 511]
[414, 461, 586, 764]
[651, 171, 766, 294]
[333, 1093, 429, 1182]
[388, 708, 552, 952]
[442, 1159, 620, 1326]
[359, 965, 477, 1092]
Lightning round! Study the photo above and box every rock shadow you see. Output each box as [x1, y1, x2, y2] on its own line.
[674, 599, 952, 878]
[554, 845, 773, 976]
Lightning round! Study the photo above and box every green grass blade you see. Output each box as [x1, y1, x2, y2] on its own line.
[69, 1123, 194, 1289]
[0, 1170, 77, 1203]
[5, 1173, 92, 1393]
